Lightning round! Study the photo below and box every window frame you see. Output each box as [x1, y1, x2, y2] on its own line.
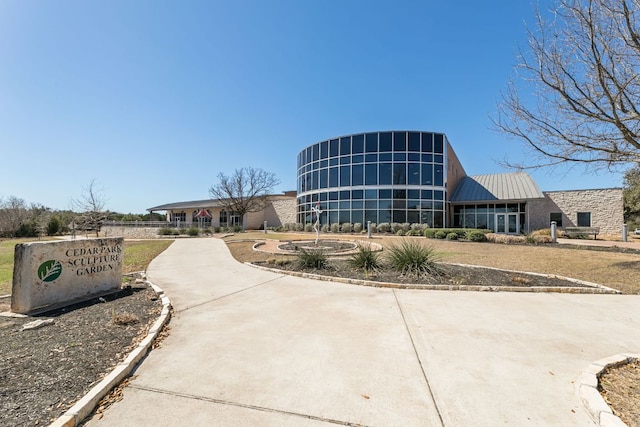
[577, 212, 591, 227]
[549, 212, 563, 227]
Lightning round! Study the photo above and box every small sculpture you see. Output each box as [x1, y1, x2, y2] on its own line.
[311, 201, 323, 246]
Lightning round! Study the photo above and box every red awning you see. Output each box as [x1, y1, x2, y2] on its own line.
[194, 209, 212, 218]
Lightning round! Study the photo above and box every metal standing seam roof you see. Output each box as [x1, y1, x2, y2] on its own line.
[147, 199, 224, 211]
[147, 193, 296, 211]
[450, 172, 545, 202]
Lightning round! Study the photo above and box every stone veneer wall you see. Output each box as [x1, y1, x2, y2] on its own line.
[528, 188, 623, 234]
[102, 226, 161, 239]
[242, 198, 297, 229]
[264, 198, 297, 228]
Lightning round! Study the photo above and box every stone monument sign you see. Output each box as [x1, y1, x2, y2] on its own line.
[11, 238, 124, 314]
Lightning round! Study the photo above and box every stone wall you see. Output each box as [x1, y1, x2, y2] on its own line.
[102, 226, 161, 239]
[267, 198, 297, 226]
[245, 198, 297, 229]
[529, 188, 623, 234]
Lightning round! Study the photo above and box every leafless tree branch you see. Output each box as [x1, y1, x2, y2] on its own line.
[72, 179, 108, 236]
[493, 0, 640, 170]
[209, 167, 280, 230]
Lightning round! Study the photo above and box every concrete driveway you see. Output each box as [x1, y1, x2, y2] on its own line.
[88, 238, 640, 426]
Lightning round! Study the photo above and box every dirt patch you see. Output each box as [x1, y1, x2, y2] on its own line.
[599, 360, 640, 427]
[0, 283, 162, 426]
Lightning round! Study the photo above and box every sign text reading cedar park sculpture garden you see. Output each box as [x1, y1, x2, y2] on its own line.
[11, 238, 124, 314]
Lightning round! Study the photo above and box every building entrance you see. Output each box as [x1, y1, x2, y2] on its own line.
[495, 213, 519, 234]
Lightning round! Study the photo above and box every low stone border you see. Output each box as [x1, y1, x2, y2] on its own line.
[579, 353, 639, 427]
[48, 280, 172, 427]
[247, 262, 620, 294]
[252, 239, 383, 256]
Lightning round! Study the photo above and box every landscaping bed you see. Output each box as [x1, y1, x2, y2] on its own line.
[0, 283, 162, 426]
[256, 259, 611, 292]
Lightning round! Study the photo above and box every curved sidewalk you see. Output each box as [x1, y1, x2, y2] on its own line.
[88, 238, 640, 426]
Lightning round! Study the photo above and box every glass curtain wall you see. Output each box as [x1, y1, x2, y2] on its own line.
[297, 131, 447, 226]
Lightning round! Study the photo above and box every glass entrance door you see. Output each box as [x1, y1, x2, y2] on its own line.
[495, 213, 519, 234]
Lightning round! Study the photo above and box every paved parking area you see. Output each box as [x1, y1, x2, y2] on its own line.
[89, 238, 640, 426]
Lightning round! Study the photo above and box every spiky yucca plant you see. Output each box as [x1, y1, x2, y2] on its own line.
[297, 249, 328, 269]
[386, 239, 442, 277]
[349, 246, 381, 272]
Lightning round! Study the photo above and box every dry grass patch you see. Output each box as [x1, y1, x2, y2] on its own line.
[122, 240, 173, 273]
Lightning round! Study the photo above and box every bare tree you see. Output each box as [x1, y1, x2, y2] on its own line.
[209, 167, 280, 230]
[494, 0, 640, 169]
[73, 179, 108, 237]
[0, 196, 30, 237]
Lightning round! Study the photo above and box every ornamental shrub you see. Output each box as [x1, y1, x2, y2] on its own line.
[377, 222, 390, 233]
[434, 230, 447, 239]
[446, 232, 458, 240]
[186, 227, 200, 236]
[485, 233, 526, 244]
[330, 223, 340, 233]
[353, 222, 363, 233]
[158, 227, 173, 236]
[386, 239, 442, 277]
[391, 223, 402, 233]
[533, 235, 553, 244]
[423, 228, 437, 238]
[341, 222, 353, 233]
[466, 230, 487, 242]
[396, 229, 405, 236]
[297, 249, 328, 269]
[349, 245, 381, 272]
[304, 223, 314, 232]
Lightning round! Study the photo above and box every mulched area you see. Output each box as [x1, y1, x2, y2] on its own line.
[0, 283, 161, 427]
[264, 260, 602, 289]
[599, 360, 640, 427]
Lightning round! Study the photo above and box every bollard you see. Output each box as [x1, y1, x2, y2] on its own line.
[622, 224, 628, 242]
[367, 221, 372, 239]
[264, 221, 268, 234]
[550, 221, 557, 243]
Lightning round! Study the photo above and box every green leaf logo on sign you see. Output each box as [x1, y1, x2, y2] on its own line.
[38, 260, 62, 283]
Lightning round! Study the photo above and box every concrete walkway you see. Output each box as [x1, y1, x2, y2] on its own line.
[88, 238, 640, 426]
[557, 236, 640, 249]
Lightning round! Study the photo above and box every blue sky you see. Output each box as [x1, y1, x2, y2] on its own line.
[0, 0, 626, 214]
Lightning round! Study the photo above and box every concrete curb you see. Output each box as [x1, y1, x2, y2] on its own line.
[48, 281, 172, 427]
[247, 262, 621, 294]
[579, 353, 639, 427]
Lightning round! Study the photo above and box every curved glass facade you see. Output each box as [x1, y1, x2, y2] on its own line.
[297, 131, 448, 227]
